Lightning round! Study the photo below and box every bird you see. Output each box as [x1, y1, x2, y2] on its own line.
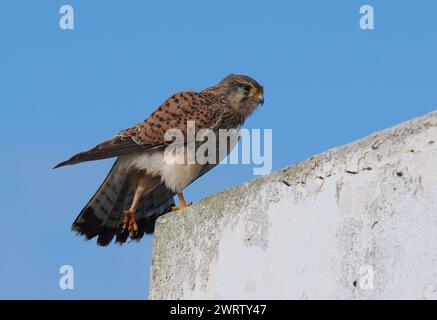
[54, 74, 264, 246]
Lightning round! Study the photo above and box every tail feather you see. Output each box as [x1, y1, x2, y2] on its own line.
[133, 184, 175, 237]
[71, 159, 175, 246]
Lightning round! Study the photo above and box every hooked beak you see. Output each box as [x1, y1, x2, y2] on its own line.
[256, 93, 264, 106]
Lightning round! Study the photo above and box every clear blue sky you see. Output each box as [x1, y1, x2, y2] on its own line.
[0, 0, 436, 299]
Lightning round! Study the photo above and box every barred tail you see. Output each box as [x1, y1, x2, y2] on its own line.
[71, 160, 175, 246]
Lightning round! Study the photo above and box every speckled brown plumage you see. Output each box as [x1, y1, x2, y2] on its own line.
[55, 74, 264, 246]
[119, 91, 225, 143]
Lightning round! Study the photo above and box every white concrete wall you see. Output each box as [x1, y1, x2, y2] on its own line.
[149, 111, 437, 300]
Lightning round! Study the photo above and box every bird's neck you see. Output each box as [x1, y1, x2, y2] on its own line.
[202, 86, 253, 124]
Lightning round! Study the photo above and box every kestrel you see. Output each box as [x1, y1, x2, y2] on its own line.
[55, 74, 264, 246]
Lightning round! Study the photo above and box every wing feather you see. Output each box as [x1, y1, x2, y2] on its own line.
[54, 91, 225, 169]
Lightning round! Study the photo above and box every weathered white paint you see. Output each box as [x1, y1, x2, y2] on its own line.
[149, 111, 437, 300]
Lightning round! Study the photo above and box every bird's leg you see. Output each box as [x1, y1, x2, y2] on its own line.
[122, 175, 149, 239]
[170, 192, 192, 212]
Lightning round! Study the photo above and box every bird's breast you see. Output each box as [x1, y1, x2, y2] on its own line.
[118, 148, 202, 193]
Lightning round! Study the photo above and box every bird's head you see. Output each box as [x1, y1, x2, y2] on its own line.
[210, 74, 264, 119]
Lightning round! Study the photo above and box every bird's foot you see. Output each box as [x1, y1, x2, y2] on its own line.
[170, 202, 192, 212]
[122, 209, 138, 239]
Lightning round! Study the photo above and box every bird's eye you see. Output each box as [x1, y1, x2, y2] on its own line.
[242, 85, 251, 93]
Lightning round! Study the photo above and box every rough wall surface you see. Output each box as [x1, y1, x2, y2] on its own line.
[149, 111, 437, 300]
